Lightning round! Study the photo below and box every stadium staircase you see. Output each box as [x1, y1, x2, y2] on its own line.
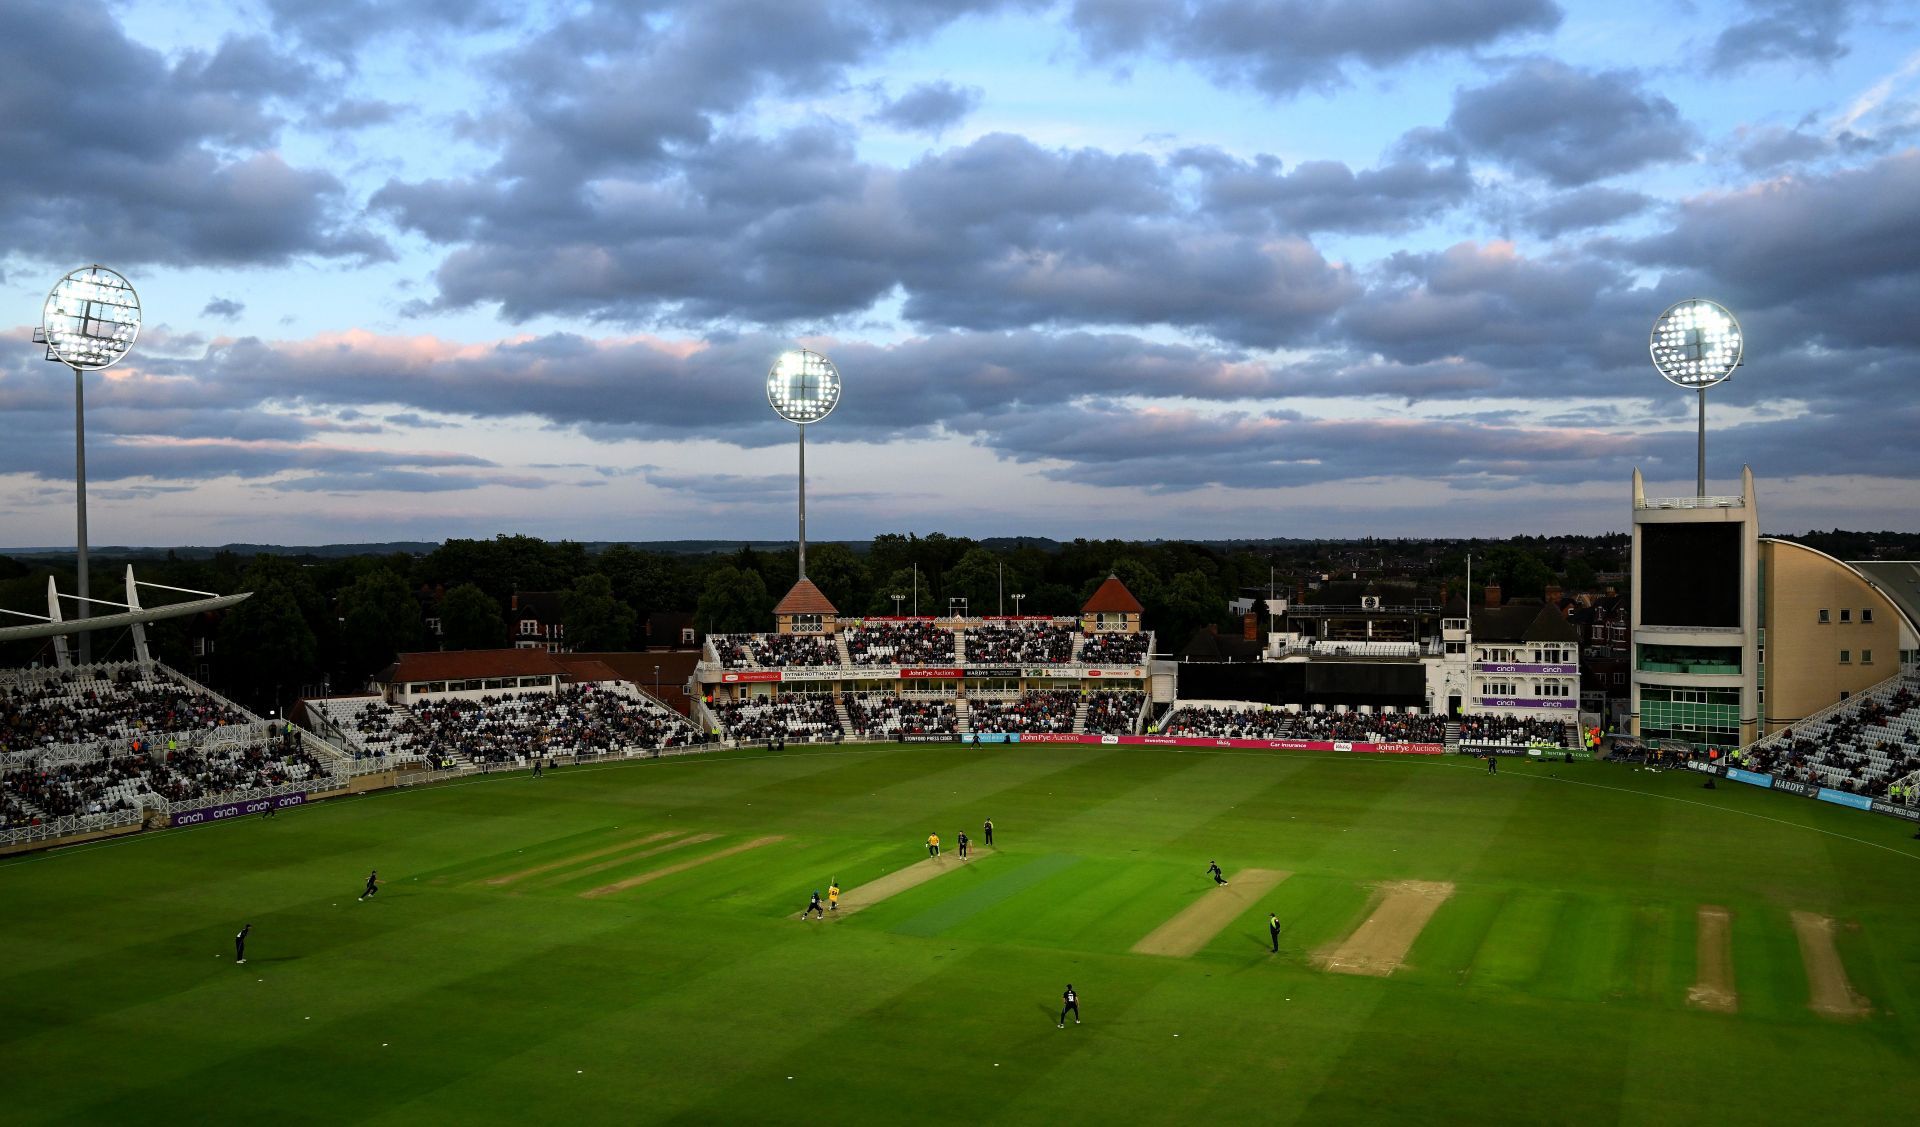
[1069, 633, 1087, 662]
[954, 631, 968, 663]
[1072, 700, 1089, 735]
[1444, 721, 1461, 754]
[954, 698, 972, 735]
[835, 634, 853, 664]
[832, 693, 853, 733]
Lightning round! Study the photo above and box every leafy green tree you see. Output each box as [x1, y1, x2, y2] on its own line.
[866, 566, 933, 616]
[696, 566, 773, 634]
[562, 573, 636, 651]
[1158, 569, 1222, 647]
[338, 567, 427, 677]
[802, 543, 867, 614]
[440, 583, 506, 649]
[217, 577, 319, 716]
[942, 547, 1009, 617]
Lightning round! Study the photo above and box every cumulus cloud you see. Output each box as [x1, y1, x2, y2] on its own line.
[1174, 146, 1474, 234]
[870, 81, 983, 134]
[1067, 0, 1561, 96]
[1447, 60, 1698, 186]
[1625, 149, 1920, 340]
[0, 0, 390, 267]
[1520, 186, 1653, 237]
[1713, 0, 1857, 72]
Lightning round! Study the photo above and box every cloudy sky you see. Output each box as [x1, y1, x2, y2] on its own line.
[3, 0, 1917, 547]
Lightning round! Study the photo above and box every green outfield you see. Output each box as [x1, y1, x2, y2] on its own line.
[5, 745, 1919, 1124]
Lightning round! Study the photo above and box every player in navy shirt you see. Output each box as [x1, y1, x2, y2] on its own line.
[1058, 984, 1080, 1027]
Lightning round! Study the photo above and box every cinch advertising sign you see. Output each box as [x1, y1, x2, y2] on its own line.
[171, 792, 305, 827]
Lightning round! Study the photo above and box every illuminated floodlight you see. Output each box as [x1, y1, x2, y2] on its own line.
[767, 348, 841, 581]
[31, 264, 142, 664]
[1649, 299, 1742, 498]
[1649, 299, 1741, 389]
[41, 265, 142, 370]
[767, 348, 841, 424]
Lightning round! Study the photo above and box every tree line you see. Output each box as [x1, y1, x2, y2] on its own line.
[0, 529, 1653, 716]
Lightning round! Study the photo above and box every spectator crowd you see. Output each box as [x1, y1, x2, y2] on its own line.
[969, 690, 1079, 734]
[2, 666, 251, 752]
[965, 622, 1073, 664]
[846, 622, 957, 666]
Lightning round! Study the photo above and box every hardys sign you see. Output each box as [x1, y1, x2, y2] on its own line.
[719, 670, 783, 684]
[171, 792, 305, 827]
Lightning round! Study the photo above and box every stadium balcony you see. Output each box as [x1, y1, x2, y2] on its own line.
[714, 692, 843, 744]
[710, 633, 841, 669]
[1741, 667, 1920, 798]
[844, 622, 958, 666]
[964, 621, 1076, 664]
[969, 690, 1079, 734]
[844, 692, 958, 739]
[1079, 631, 1151, 665]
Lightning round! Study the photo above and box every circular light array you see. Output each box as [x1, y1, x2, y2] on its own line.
[42, 265, 142, 370]
[767, 348, 841, 424]
[1649, 298, 1741, 389]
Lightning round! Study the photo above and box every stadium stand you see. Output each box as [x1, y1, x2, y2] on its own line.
[714, 692, 843, 744]
[398, 683, 695, 768]
[1082, 690, 1146, 735]
[307, 697, 427, 763]
[1, 663, 251, 751]
[0, 734, 330, 829]
[1161, 703, 1447, 744]
[1079, 631, 1150, 664]
[1742, 668, 1920, 797]
[844, 622, 957, 666]
[844, 693, 959, 739]
[965, 621, 1075, 664]
[970, 690, 1079, 734]
[712, 632, 841, 669]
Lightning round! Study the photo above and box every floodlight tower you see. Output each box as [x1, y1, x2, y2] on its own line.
[1649, 299, 1742, 498]
[33, 266, 142, 664]
[766, 349, 841, 580]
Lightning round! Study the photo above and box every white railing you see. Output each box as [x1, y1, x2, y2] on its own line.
[0, 808, 142, 848]
[158, 773, 343, 816]
[1637, 495, 1744, 510]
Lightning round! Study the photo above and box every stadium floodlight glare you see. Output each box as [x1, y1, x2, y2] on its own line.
[766, 348, 841, 424]
[32, 265, 143, 665]
[41, 265, 142, 370]
[1649, 299, 1742, 499]
[767, 348, 841, 580]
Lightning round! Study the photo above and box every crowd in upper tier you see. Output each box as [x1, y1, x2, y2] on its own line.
[964, 622, 1075, 664]
[712, 633, 840, 669]
[845, 622, 958, 666]
[1, 665, 252, 752]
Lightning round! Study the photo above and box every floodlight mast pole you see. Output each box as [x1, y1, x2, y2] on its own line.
[73, 362, 91, 664]
[797, 422, 807, 581]
[1696, 388, 1707, 499]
